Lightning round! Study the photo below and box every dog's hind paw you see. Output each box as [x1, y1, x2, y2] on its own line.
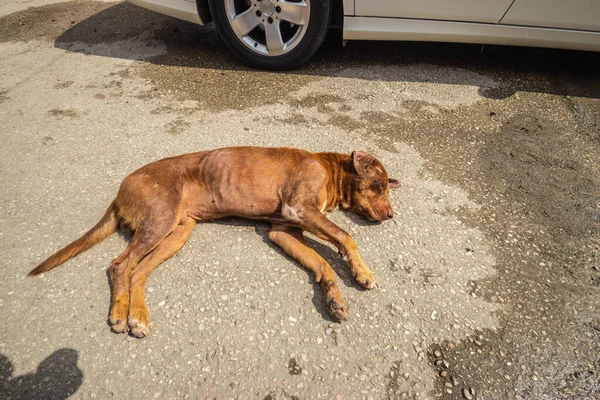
[110, 318, 129, 334]
[128, 319, 149, 338]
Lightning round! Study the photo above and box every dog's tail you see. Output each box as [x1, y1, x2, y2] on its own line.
[28, 202, 118, 276]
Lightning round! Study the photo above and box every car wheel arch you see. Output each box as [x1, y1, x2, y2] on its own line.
[197, 0, 343, 27]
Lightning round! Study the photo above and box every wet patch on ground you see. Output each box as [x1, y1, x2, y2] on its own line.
[48, 108, 78, 118]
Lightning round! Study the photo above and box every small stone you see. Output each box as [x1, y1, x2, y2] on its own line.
[325, 328, 333, 335]
[289, 316, 297, 323]
[403, 372, 409, 379]
[452, 375, 458, 386]
[443, 360, 450, 369]
[445, 382, 453, 389]
[446, 388, 452, 394]
[463, 388, 473, 400]
[221, 295, 228, 301]
[434, 350, 442, 358]
[440, 371, 447, 378]
[317, 338, 323, 344]
[158, 301, 166, 307]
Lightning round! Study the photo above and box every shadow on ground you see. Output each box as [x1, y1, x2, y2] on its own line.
[54, 2, 600, 99]
[0, 349, 83, 400]
[1, 1, 598, 100]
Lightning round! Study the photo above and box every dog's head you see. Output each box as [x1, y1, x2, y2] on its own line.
[343, 151, 399, 222]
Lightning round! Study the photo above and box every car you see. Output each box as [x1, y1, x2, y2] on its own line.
[127, 0, 600, 70]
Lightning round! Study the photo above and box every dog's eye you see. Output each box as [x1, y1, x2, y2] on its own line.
[370, 181, 385, 194]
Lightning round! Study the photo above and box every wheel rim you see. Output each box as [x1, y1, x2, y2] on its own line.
[224, 0, 310, 57]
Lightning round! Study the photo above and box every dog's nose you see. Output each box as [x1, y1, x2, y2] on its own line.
[387, 209, 394, 219]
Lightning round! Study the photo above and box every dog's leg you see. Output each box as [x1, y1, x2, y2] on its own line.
[268, 224, 347, 321]
[108, 220, 177, 333]
[291, 208, 376, 290]
[127, 218, 196, 338]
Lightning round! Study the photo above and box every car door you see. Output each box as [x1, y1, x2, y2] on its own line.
[354, 0, 514, 24]
[500, 0, 600, 32]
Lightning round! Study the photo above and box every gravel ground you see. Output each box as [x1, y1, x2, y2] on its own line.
[0, 1, 599, 399]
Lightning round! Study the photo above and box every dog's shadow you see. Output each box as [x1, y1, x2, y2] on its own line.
[212, 217, 372, 322]
[247, 220, 374, 323]
[106, 216, 374, 324]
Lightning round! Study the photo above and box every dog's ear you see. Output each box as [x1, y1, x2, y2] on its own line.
[388, 178, 400, 188]
[351, 151, 375, 176]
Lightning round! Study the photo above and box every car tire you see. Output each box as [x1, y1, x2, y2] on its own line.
[209, 0, 331, 70]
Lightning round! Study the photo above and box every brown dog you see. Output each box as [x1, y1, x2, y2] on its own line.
[30, 147, 399, 337]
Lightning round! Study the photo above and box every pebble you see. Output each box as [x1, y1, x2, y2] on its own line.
[463, 388, 473, 400]
[317, 338, 323, 344]
[440, 371, 447, 378]
[434, 350, 442, 358]
[445, 382, 453, 389]
[289, 316, 297, 323]
[325, 328, 333, 335]
[452, 375, 458, 386]
[446, 388, 452, 394]
[158, 301, 165, 307]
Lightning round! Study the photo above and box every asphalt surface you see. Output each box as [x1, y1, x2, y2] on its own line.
[0, 1, 599, 399]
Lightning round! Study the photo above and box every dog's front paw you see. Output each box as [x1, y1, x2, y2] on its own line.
[322, 281, 348, 322]
[353, 268, 376, 289]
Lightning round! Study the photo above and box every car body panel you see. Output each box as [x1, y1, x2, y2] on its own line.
[343, 0, 354, 16]
[127, 0, 204, 25]
[355, 0, 514, 24]
[501, 0, 600, 32]
[343, 17, 600, 52]
[126, 0, 600, 53]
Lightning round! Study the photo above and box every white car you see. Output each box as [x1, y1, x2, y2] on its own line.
[127, 0, 600, 69]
